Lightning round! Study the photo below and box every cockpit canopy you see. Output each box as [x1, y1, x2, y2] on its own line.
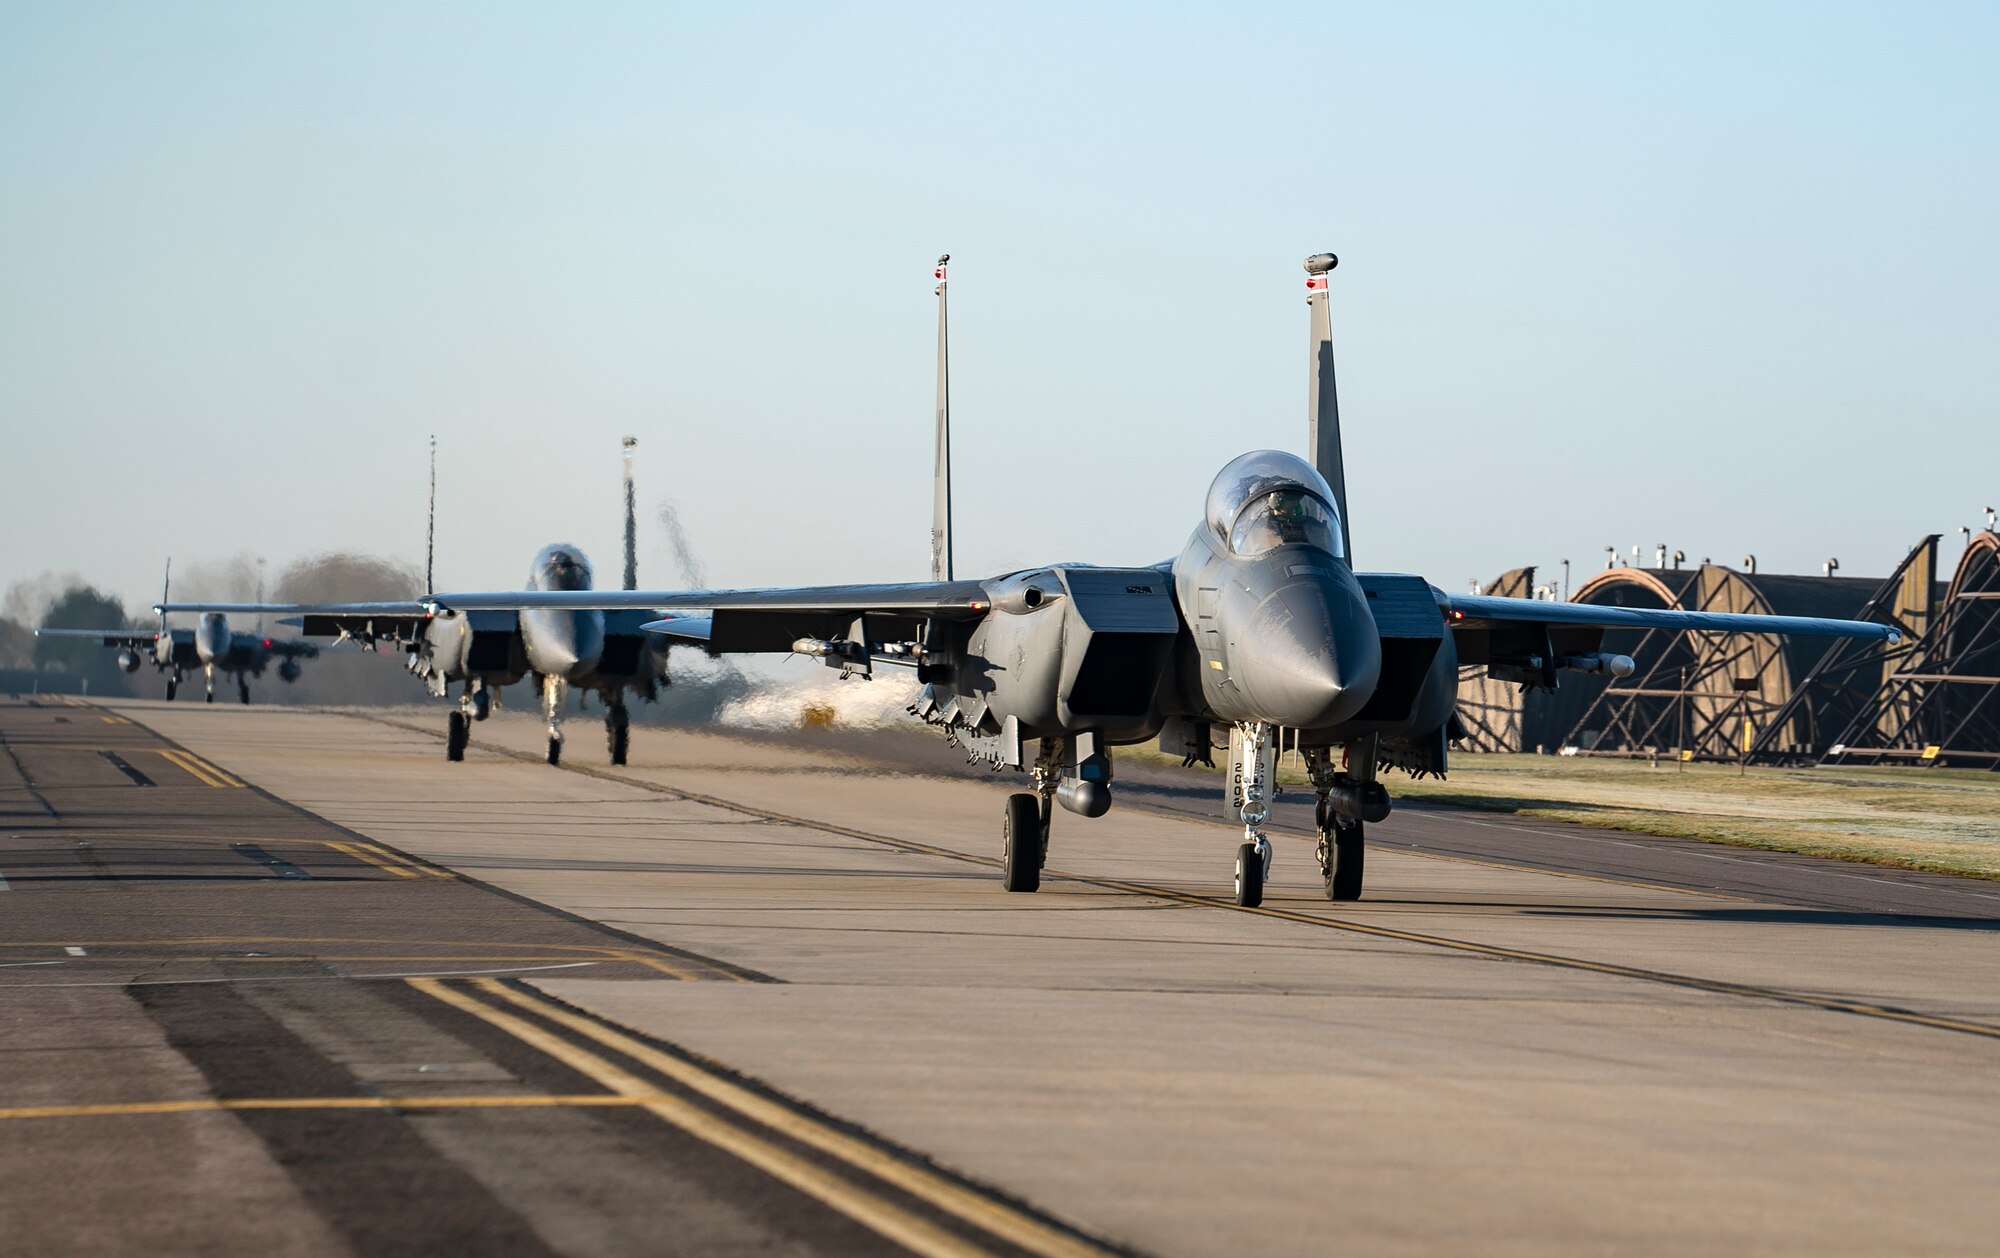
[1203, 450, 1344, 559]
[531, 544, 595, 592]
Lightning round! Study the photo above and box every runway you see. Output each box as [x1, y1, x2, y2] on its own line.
[6, 697, 1998, 1255]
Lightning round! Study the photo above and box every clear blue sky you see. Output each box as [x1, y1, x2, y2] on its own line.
[3, 2, 1995, 611]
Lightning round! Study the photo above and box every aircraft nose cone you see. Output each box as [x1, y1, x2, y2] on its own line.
[525, 610, 604, 678]
[1231, 578, 1380, 729]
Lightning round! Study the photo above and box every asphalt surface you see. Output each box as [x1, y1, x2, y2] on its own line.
[0, 697, 1123, 1258]
[11, 696, 2000, 1255]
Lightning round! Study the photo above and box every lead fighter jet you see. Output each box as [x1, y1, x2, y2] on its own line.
[432, 255, 1899, 904]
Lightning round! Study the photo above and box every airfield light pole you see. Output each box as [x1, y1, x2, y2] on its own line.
[622, 436, 639, 591]
[1561, 558, 1571, 601]
[932, 255, 953, 582]
[425, 435, 437, 597]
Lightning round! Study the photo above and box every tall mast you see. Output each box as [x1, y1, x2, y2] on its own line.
[932, 254, 954, 581]
[621, 435, 639, 590]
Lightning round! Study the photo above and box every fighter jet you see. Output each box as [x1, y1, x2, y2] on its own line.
[37, 610, 318, 704]
[415, 254, 1900, 906]
[157, 446, 673, 764]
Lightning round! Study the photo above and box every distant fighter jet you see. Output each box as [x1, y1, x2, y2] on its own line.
[158, 445, 673, 764]
[413, 253, 1901, 906]
[37, 610, 318, 704]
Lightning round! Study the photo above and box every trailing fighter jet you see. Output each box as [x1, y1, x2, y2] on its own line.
[157, 445, 673, 764]
[414, 253, 1900, 906]
[37, 610, 318, 704]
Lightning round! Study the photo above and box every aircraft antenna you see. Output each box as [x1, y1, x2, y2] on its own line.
[425, 434, 437, 597]
[622, 435, 639, 591]
[159, 558, 171, 633]
[1304, 252, 1352, 559]
[932, 254, 953, 582]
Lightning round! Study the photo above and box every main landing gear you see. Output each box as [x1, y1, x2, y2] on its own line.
[1305, 741, 1385, 902]
[1001, 790, 1052, 893]
[237, 677, 251, 705]
[607, 700, 630, 766]
[165, 668, 181, 702]
[446, 682, 488, 762]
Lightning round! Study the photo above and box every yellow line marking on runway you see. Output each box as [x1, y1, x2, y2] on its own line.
[473, 980, 1117, 1257]
[152, 749, 244, 788]
[413, 979, 1051, 1258]
[100, 716, 131, 726]
[0, 1093, 668, 1121]
[325, 840, 418, 878]
[321, 839, 454, 879]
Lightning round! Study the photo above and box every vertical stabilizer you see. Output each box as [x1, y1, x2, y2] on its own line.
[1304, 253, 1352, 558]
[931, 255, 954, 581]
[621, 436, 639, 590]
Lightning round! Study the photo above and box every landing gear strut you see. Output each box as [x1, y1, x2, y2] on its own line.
[237, 677, 250, 705]
[203, 666, 215, 704]
[541, 674, 566, 766]
[607, 701, 629, 766]
[1230, 723, 1277, 907]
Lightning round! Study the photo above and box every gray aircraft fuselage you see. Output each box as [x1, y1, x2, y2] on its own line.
[928, 450, 1456, 767]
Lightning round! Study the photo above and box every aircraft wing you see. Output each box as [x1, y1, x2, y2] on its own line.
[154, 601, 431, 640]
[33, 628, 159, 648]
[425, 582, 992, 617]
[1441, 594, 1900, 641]
[428, 582, 990, 655]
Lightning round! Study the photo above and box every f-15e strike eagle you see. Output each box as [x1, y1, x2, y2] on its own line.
[163, 255, 1896, 905]
[38, 565, 319, 704]
[158, 445, 671, 765]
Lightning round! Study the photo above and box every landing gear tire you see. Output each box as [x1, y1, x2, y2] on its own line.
[1322, 821, 1365, 902]
[446, 711, 468, 762]
[546, 736, 562, 767]
[1002, 793, 1044, 893]
[204, 688, 214, 704]
[471, 688, 491, 721]
[165, 678, 178, 701]
[238, 679, 250, 705]
[608, 706, 630, 766]
[1234, 841, 1265, 908]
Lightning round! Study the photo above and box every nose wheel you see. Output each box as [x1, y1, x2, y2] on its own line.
[1234, 838, 1272, 907]
[546, 733, 563, 766]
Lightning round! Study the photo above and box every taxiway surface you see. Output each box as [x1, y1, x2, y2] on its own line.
[7, 697, 1998, 1256]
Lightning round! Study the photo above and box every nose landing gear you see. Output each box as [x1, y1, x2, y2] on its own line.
[540, 674, 567, 766]
[1230, 723, 1278, 907]
[237, 677, 250, 705]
